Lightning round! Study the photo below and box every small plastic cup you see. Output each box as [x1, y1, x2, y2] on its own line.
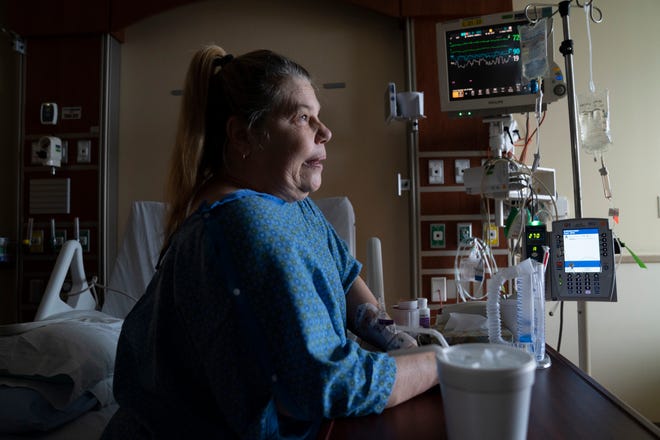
[436, 343, 536, 440]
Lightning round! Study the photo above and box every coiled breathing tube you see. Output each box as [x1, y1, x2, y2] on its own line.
[486, 259, 536, 345]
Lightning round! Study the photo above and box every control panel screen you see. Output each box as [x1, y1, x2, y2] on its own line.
[562, 228, 601, 273]
[550, 218, 616, 301]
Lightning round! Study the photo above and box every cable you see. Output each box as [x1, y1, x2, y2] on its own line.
[583, 1, 596, 93]
[454, 236, 498, 301]
[93, 279, 137, 303]
[66, 276, 137, 312]
[518, 111, 546, 163]
[557, 301, 564, 352]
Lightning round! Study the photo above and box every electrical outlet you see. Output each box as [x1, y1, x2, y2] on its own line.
[457, 223, 472, 244]
[430, 223, 446, 248]
[77, 140, 91, 163]
[428, 160, 444, 184]
[431, 277, 447, 302]
[455, 159, 471, 183]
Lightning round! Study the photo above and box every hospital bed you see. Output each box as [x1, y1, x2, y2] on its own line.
[0, 197, 357, 438]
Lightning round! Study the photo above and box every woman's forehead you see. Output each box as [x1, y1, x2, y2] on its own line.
[282, 77, 320, 110]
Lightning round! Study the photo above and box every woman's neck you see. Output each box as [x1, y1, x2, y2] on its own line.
[190, 175, 244, 212]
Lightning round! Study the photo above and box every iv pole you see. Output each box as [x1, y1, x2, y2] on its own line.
[556, 0, 590, 373]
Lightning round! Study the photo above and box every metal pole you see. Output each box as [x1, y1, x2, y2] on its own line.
[558, 0, 590, 373]
[403, 17, 421, 298]
[15, 38, 26, 323]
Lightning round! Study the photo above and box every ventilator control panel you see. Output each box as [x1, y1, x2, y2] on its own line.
[549, 218, 617, 301]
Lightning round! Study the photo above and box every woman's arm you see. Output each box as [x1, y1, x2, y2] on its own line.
[346, 277, 439, 407]
[345, 276, 381, 329]
[387, 350, 438, 408]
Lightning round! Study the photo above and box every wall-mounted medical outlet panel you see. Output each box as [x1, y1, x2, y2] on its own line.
[54, 229, 67, 251]
[430, 223, 446, 248]
[77, 140, 91, 163]
[40, 102, 58, 125]
[428, 160, 444, 184]
[79, 229, 90, 252]
[30, 230, 44, 253]
[457, 222, 472, 244]
[455, 159, 471, 183]
[483, 223, 499, 247]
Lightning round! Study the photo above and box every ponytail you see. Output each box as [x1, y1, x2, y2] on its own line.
[164, 45, 228, 244]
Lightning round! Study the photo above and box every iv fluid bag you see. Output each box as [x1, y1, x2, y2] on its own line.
[519, 19, 549, 80]
[579, 89, 612, 154]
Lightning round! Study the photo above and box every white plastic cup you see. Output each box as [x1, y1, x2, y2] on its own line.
[392, 307, 419, 327]
[436, 343, 536, 440]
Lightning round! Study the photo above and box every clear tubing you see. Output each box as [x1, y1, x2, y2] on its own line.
[396, 325, 450, 348]
[584, 2, 595, 93]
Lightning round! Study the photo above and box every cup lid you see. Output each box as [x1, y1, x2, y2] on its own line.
[437, 343, 536, 392]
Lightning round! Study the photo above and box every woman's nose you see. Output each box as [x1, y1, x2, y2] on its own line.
[316, 121, 332, 144]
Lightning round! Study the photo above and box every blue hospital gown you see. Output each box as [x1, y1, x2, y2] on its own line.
[110, 190, 396, 438]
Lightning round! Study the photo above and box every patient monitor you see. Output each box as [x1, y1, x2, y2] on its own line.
[549, 218, 617, 302]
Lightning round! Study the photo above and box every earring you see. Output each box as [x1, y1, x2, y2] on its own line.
[242, 151, 251, 160]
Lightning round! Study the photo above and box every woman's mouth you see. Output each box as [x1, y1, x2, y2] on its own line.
[304, 157, 325, 168]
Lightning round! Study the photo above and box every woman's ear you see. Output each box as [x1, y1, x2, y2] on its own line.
[225, 116, 251, 157]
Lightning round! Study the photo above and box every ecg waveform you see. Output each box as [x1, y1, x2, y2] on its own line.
[449, 37, 521, 69]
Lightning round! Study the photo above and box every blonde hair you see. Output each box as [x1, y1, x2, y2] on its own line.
[163, 45, 311, 245]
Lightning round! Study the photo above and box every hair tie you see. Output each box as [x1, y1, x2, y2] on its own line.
[213, 54, 234, 68]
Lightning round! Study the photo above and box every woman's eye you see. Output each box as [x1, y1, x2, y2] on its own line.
[300, 114, 309, 122]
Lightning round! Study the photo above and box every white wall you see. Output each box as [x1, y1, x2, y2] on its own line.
[511, 0, 660, 422]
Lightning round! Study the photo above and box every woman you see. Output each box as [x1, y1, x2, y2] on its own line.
[103, 46, 438, 439]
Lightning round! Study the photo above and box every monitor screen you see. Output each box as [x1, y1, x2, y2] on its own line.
[562, 227, 601, 273]
[436, 9, 566, 118]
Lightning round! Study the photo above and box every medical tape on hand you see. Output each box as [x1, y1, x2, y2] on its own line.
[355, 303, 417, 351]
